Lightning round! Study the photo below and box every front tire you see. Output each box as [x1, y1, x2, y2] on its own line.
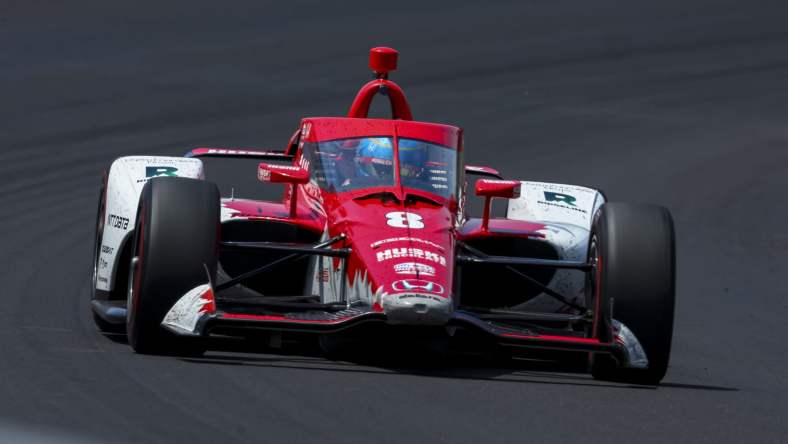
[126, 177, 219, 355]
[90, 170, 125, 333]
[589, 203, 675, 385]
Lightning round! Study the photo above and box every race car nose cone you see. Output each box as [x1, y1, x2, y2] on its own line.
[382, 293, 452, 325]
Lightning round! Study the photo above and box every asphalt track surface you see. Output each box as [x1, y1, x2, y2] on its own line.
[2, 1, 788, 442]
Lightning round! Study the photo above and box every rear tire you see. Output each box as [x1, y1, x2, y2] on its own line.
[126, 177, 219, 355]
[589, 203, 675, 385]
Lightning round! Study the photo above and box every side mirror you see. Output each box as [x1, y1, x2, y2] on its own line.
[465, 165, 502, 178]
[257, 163, 309, 184]
[258, 163, 309, 218]
[474, 179, 521, 232]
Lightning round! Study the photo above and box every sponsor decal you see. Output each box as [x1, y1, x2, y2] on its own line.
[108, 214, 129, 230]
[98, 257, 109, 269]
[303, 181, 322, 203]
[97, 276, 108, 283]
[385, 211, 424, 229]
[100, 245, 114, 254]
[431, 184, 449, 189]
[391, 279, 444, 295]
[376, 248, 446, 266]
[258, 163, 305, 182]
[146, 166, 179, 177]
[269, 164, 302, 171]
[303, 179, 326, 216]
[393, 262, 436, 276]
[483, 179, 517, 185]
[539, 191, 587, 213]
[429, 169, 447, 175]
[205, 148, 281, 156]
[544, 191, 576, 206]
[430, 176, 448, 182]
[137, 166, 179, 183]
[370, 237, 444, 251]
[394, 293, 444, 303]
[125, 157, 194, 164]
[298, 155, 312, 173]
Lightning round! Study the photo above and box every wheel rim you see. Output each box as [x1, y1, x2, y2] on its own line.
[588, 234, 612, 342]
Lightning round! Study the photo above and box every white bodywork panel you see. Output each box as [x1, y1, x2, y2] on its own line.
[304, 228, 377, 306]
[161, 283, 213, 335]
[507, 181, 605, 230]
[507, 181, 606, 311]
[96, 156, 204, 292]
[220, 202, 241, 222]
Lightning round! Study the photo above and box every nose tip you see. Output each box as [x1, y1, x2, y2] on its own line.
[383, 293, 452, 325]
[413, 303, 428, 313]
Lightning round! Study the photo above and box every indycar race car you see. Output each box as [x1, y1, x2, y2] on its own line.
[90, 47, 675, 384]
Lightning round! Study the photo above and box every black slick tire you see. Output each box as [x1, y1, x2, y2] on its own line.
[588, 203, 675, 385]
[90, 170, 124, 333]
[126, 177, 219, 355]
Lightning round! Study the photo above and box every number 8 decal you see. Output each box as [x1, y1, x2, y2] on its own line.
[385, 212, 424, 229]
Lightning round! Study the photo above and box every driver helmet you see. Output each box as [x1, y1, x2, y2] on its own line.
[398, 139, 427, 179]
[355, 138, 426, 179]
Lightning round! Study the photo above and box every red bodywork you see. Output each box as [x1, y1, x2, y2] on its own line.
[283, 117, 462, 324]
[176, 48, 628, 362]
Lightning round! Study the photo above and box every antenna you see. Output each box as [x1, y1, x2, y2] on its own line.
[369, 47, 398, 79]
[348, 47, 413, 120]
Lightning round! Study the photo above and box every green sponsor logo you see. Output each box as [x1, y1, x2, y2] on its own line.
[146, 166, 179, 178]
[543, 191, 577, 207]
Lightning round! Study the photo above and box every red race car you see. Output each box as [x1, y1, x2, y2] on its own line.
[91, 47, 675, 384]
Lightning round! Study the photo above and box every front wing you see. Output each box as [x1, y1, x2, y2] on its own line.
[160, 284, 647, 369]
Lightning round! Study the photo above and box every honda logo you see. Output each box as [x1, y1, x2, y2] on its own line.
[391, 279, 444, 295]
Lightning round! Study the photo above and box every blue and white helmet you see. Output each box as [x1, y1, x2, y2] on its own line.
[355, 138, 426, 179]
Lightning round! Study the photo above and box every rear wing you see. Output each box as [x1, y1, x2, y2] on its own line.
[185, 148, 294, 161]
